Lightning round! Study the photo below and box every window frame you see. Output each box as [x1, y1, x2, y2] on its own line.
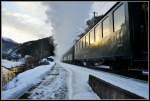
[86, 33, 89, 46]
[78, 41, 80, 51]
[95, 23, 102, 42]
[75, 44, 77, 54]
[80, 40, 82, 49]
[90, 29, 95, 44]
[112, 3, 125, 32]
[82, 38, 84, 48]
[89, 32, 90, 45]
[102, 22, 103, 38]
[102, 16, 110, 38]
[85, 35, 86, 48]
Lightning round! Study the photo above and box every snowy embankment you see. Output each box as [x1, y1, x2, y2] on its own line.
[2, 61, 55, 100]
[59, 62, 149, 99]
[2, 59, 25, 69]
[57, 61, 100, 100]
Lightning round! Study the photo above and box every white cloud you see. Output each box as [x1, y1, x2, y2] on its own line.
[2, 2, 53, 43]
[2, 25, 39, 43]
[14, 2, 49, 21]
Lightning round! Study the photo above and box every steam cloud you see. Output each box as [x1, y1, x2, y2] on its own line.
[43, 2, 92, 60]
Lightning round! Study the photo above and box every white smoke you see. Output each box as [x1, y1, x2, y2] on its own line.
[43, 2, 92, 60]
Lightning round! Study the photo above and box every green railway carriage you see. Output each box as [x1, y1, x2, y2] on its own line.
[63, 2, 148, 72]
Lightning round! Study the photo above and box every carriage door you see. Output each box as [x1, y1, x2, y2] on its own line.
[129, 2, 148, 59]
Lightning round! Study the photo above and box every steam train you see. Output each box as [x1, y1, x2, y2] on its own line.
[62, 2, 148, 73]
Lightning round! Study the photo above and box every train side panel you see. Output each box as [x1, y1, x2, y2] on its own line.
[63, 2, 148, 73]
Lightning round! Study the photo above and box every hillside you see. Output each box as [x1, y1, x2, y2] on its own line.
[8, 36, 55, 61]
[2, 37, 19, 53]
[2, 37, 20, 59]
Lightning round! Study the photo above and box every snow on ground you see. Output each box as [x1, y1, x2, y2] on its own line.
[2, 59, 148, 100]
[25, 64, 68, 100]
[59, 62, 149, 99]
[57, 62, 100, 100]
[2, 61, 55, 100]
[2, 59, 25, 69]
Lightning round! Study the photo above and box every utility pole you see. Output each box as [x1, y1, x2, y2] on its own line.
[93, 11, 98, 25]
[93, 11, 96, 18]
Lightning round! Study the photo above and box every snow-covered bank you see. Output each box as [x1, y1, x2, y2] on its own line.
[58, 62, 100, 100]
[2, 59, 25, 69]
[2, 62, 55, 100]
[59, 62, 149, 99]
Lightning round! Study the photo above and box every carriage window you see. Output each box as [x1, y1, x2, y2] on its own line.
[95, 23, 102, 42]
[81, 38, 83, 48]
[78, 41, 80, 51]
[78, 41, 80, 50]
[70, 54, 72, 60]
[69, 55, 70, 60]
[88, 33, 90, 45]
[77, 44, 78, 53]
[75, 44, 77, 53]
[84, 37, 85, 48]
[85, 35, 87, 47]
[82, 37, 84, 48]
[113, 4, 125, 32]
[77, 43, 79, 52]
[85, 36, 86, 48]
[103, 17, 111, 38]
[89, 32, 90, 45]
[79, 40, 81, 49]
[78, 42, 79, 51]
[82, 38, 84, 48]
[83, 37, 85, 48]
[87, 33, 90, 45]
[90, 29, 95, 44]
[80, 39, 83, 49]
[75, 45, 76, 54]
[86, 34, 89, 46]
[76, 43, 78, 52]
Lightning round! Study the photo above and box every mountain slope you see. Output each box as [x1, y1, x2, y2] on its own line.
[9, 36, 55, 60]
[2, 37, 20, 54]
